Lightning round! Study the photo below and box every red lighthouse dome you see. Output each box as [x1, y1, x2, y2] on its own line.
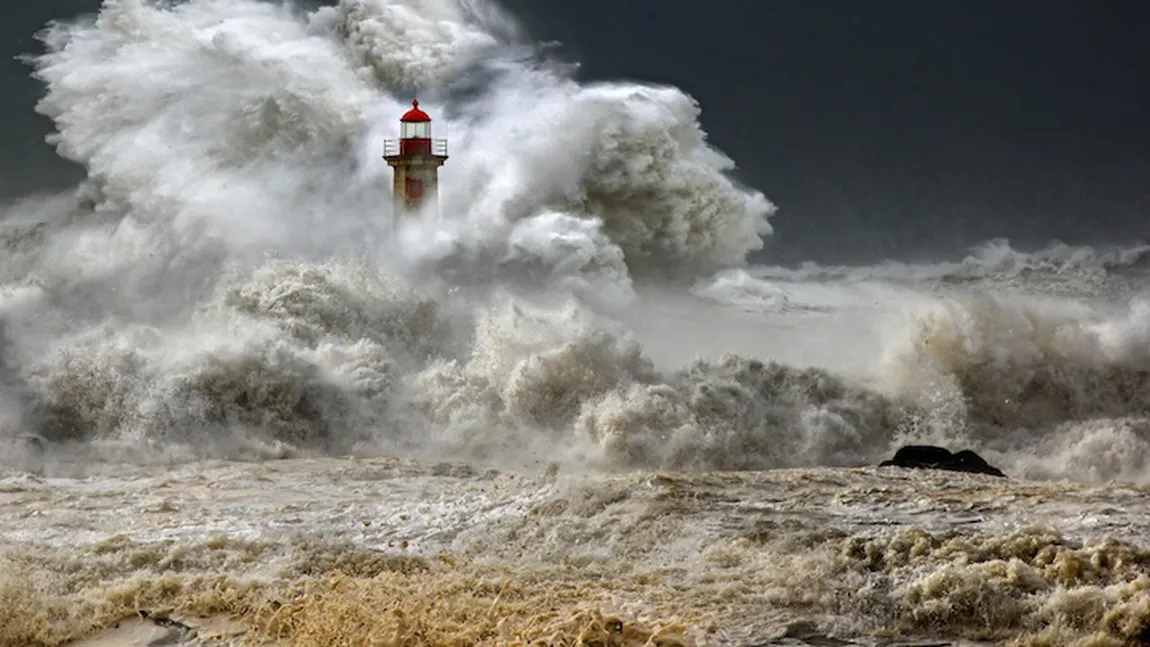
[397, 99, 434, 147]
[400, 99, 431, 123]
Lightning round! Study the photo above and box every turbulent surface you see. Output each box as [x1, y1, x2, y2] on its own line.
[3, 0, 1150, 645]
[4, 460, 1150, 646]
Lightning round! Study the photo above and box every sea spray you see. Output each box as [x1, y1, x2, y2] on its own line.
[2, 0, 1150, 484]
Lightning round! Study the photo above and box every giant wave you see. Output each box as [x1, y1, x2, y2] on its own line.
[2, 0, 1150, 486]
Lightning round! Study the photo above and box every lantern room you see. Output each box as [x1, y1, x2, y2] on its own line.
[398, 99, 433, 155]
[401, 100, 430, 134]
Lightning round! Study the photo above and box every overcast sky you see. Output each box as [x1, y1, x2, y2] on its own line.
[4, 1, 1149, 263]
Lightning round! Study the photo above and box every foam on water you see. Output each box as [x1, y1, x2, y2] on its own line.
[4, 459, 1150, 646]
[4, 0, 1150, 645]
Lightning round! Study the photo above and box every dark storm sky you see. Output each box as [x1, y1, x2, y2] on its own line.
[3, 1, 1149, 264]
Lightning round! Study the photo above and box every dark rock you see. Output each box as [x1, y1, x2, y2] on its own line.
[879, 445, 1006, 478]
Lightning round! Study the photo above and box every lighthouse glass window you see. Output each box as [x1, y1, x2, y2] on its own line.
[402, 121, 430, 138]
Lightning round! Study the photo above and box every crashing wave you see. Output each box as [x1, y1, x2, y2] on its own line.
[3, 0, 1150, 486]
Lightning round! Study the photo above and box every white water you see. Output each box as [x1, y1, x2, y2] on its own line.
[3, 1, 1150, 645]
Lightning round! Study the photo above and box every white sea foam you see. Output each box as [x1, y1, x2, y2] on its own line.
[1, 0, 1149, 489]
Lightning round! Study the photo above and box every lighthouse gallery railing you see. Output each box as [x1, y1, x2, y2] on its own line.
[383, 139, 448, 157]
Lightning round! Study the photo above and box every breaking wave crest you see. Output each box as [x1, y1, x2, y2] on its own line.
[3, 0, 1150, 487]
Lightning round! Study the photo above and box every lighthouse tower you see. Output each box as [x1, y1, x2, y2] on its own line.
[383, 99, 448, 219]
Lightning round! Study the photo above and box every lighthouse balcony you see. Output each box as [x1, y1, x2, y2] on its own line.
[383, 138, 448, 158]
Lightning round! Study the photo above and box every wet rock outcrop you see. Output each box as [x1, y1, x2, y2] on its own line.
[879, 445, 1006, 477]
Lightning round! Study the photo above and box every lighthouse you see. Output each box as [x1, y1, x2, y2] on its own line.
[383, 99, 448, 219]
